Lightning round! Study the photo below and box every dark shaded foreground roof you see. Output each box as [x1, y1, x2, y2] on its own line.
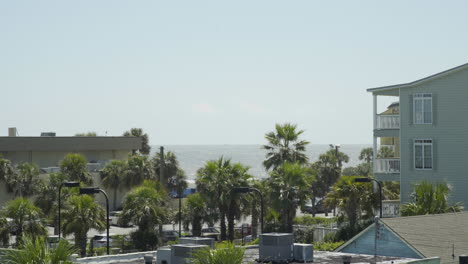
[381, 212, 468, 264]
[97, 248, 415, 264]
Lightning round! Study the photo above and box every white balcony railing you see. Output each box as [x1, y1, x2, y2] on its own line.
[375, 158, 400, 173]
[377, 114, 400, 129]
[382, 200, 400, 218]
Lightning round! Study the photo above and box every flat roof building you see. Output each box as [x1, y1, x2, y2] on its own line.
[0, 128, 142, 167]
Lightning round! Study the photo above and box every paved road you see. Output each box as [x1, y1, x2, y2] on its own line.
[42, 208, 334, 241]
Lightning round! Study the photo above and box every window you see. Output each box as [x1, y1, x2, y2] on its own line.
[414, 139, 432, 169]
[414, 93, 432, 124]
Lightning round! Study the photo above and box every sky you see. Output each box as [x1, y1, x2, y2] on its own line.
[1, 1, 468, 145]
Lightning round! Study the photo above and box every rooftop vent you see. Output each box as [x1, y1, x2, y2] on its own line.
[8, 127, 17, 137]
[40, 132, 56, 137]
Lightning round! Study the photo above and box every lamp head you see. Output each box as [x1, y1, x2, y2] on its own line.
[233, 187, 252, 193]
[354, 177, 371, 183]
[79, 187, 100, 194]
[63, 181, 80, 187]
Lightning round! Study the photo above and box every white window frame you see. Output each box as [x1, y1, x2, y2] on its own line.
[413, 93, 432, 124]
[414, 139, 433, 170]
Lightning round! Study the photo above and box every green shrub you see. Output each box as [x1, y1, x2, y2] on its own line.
[130, 230, 159, 251]
[293, 216, 336, 227]
[294, 228, 314, 244]
[245, 238, 259, 246]
[323, 232, 337, 243]
[167, 240, 179, 246]
[314, 241, 344, 251]
[191, 242, 245, 264]
[335, 219, 373, 241]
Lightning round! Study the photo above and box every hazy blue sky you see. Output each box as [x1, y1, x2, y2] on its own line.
[2, 1, 468, 144]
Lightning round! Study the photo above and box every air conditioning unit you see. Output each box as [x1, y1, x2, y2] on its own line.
[40, 132, 56, 137]
[156, 246, 171, 264]
[179, 237, 215, 248]
[259, 233, 294, 262]
[293, 243, 313, 262]
[171, 244, 209, 264]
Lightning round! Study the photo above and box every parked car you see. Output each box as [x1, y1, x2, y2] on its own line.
[243, 235, 253, 243]
[92, 233, 117, 248]
[162, 230, 180, 243]
[109, 211, 133, 227]
[303, 200, 331, 214]
[201, 227, 220, 241]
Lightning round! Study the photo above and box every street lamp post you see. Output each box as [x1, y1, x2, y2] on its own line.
[79, 187, 110, 255]
[330, 144, 341, 217]
[232, 187, 264, 234]
[58, 181, 80, 239]
[175, 189, 182, 237]
[355, 177, 383, 218]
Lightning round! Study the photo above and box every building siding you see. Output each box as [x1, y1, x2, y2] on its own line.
[399, 67, 468, 204]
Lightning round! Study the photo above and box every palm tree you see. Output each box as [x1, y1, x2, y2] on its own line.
[0, 216, 10, 247]
[182, 193, 217, 237]
[358, 148, 373, 164]
[153, 151, 177, 182]
[123, 128, 151, 155]
[377, 146, 394, 158]
[124, 155, 154, 187]
[401, 181, 463, 216]
[196, 157, 235, 241]
[62, 195, 105, 257]
[309, 148, 349, 216]
[34, 172, 69, 220]
[269, 162, 315, 232]
[168, 169, 188, 196]
[120, 180, 168, 251]
[1, 236, 75, 264]
[325, 176, 377, 230]
[60, 153, 92, 185]
[262, 123, 309, 171]
[0, 158, 15, 183]
[244, 180, 266, 239]
[153, 151, 188, 191]
[3, 197, 47, 246]
[10, 163, 42, 197]
[226, 163, 251, 241]
[101, 160, 127, 210]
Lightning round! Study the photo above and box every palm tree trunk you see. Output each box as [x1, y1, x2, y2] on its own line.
[311, 197, 316, 217]
[287, 208, 295, 233]
[193, 216, 202, 237]
[219, 206, 227, 241]
[228, 199, 236, 241]
[77, 231, 87, 257]
[113, 188, 117, 211]
[251, 206, 258, 239]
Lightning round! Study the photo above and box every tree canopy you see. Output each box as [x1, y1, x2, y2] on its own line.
[401, 181, 463, 216]
[262, 123, 309, 171]
[123, 128, 151, 155]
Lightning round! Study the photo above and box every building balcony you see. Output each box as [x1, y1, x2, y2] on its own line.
[376, 114, 400, 130]
[375, 158, 400, 174]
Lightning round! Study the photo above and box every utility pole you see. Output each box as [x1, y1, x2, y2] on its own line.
[160, 146, 165, 184]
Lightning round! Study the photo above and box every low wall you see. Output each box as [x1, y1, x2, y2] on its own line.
[314, 227, 338, 242]
[405, 257, 440, 264]
[74, 251, 156, 263]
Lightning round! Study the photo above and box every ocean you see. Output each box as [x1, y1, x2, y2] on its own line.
[151, 144, 371, 181]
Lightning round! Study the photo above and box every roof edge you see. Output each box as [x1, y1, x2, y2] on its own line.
[335, 223, 376, 252]
[381, 220, 426, 258]
[367, 62, 468, 93]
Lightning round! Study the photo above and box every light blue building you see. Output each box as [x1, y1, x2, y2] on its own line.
[337, 212, 468, 263]
[368, 63, 468, 205]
